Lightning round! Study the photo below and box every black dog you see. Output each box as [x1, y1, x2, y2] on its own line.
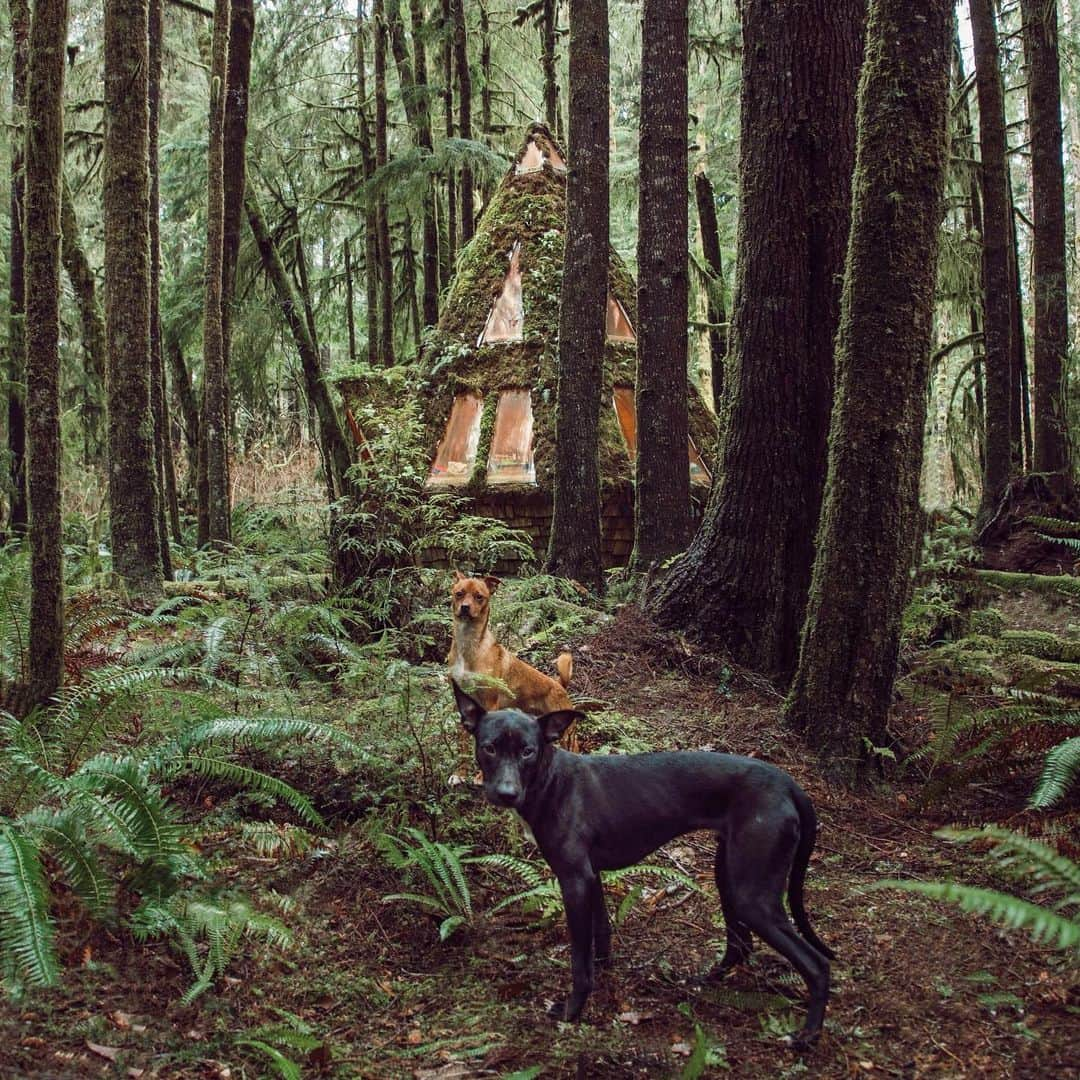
[452, 681, 834, 1050]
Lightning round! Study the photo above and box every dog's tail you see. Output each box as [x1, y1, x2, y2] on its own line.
[788, 784, 835, 960]
[554, 651, 573, 688]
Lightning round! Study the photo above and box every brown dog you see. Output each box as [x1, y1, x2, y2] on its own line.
[447, 571, 577, 746]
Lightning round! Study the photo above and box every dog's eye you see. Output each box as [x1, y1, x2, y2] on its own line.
[521, 747, 535, 760]
[481, 744, 496, 757]
[454, 591, 464, 600]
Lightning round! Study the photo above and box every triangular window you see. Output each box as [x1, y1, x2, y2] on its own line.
[426, 392, 483, 487]
[515, 137, 567, 175]
[486, 389, 536, 485]
[478, 242, 524, 345]
[606, 295, 636, 342]
[612, 386, 711, 485]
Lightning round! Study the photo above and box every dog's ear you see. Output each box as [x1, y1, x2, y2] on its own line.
[483, 575, 501, 594]
[452, 569, 466, 583]
[537, 709, 586, 744]
[451, 679, 486, 734]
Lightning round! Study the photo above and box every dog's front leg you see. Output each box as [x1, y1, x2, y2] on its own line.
[592, 878, 612, 969]
[556, 871, 596, 1021]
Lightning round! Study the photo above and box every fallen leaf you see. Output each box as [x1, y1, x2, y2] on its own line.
[407, 1028, 423, 1045]
[86, 1041, 120, 1063]
[127, 1070, 145, 1078]
[111, 1011, 132, 1030]
[670, 1042, 692, 1057]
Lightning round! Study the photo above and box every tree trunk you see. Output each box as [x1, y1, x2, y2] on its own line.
[694, 170, 727, 415]
[441, 0, 456, 278]
[24, 0, 67, 706]
[541, 0, 557, 131]
[785, 0, 952, 785]
[1007, 187, 1032, 470]
[632, 0, 690, 566]
[221, 0, 254, 515]
[199, 0, 232, 546]
[971, 0, 1015, 519]
[387, 0, 439, 328]
[355, 1, 380, 365]
[544, 0, 608, 591]
[59, 177, 106, 461]
[344, 236, 358, 361]
[653, 0, 865, 685]
[147, 0, 173, 576]
[451, 0, 473, 243]
[105, 0, 162, 598]
[1021, 0, 1071, 475]
[167, 331, 200, 488]
[245, 188, 354, 500]
[373, 0, 397, 364]
[7, 0, 29, 536]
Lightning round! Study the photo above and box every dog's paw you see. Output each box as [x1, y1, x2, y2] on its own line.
[545, 997, 583, 1023]
[782, 1029, 820, 1054]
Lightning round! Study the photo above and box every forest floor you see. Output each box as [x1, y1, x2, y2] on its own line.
[2, 479, 1078, 1078]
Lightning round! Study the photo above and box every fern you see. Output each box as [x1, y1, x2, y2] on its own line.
[876, 827, 1080, 954]
[378, 827, 475, 935]
[0, 825, 58, 988]
[1029, 736, 1080, 809]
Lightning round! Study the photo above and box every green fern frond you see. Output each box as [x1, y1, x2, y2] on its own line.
[172, 756, 324, 828]
[72, 756, 186, 858]
[1028, 737, 1080, 810]
[18, 808, 108, 917]
[876, 879, 1080, 952]
[936, 826, 1080, 897]
[0, 825, 58, 987]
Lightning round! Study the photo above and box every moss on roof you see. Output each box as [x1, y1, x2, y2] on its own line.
[337, 123, 716, 495]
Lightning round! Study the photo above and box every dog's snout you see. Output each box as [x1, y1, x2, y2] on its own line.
[459, 602, 472, 616]
[494, 783, 519, 806]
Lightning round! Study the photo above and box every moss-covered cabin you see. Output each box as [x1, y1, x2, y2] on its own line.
[354, 124, 716, 571]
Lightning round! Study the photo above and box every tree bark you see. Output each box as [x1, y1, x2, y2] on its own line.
[440, 0, 456, 278]
[167, 331, 200, 485]
[451, 0, 473, 243]
[373, 0, 397, 364]
[544, 0, 608, 591]
[541, 0, 557, 132]
[653, 0, 865, 685]
[344, 235, 358, 361]
[199, 0, 232, 546]
[694, 170, 727, 416]
[148, 0, 173, 575]
[7, 0, 29, 536]
[387, 0, 439, 328]
[971, 0, 1015, 519]
[1021, 0, 1071, 474]
[24, 0, 67, 706]
[785, 0, 952, 785]
[355, 1, 380, 365]
[105, 0, 162, 598]
[59, 177, 107, 461]
[245, 188, 355, 500]
[632, 0, 691, 566]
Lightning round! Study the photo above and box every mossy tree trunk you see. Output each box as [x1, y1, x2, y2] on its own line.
[1021, 0, 1072, 476]
[59, 177, 106, 462]
[199, 0, 231, 547]
[24, 0, 67, 706]
[541, 0, 557, 132]
[544, 0, 608, 591]
[632, 0, 690, 567]
[694, 170, 727, 415]
[971, 0, 1015, 520]
[440, 0, 456, 278]
[356, 1, 380, 365]
[451, 0, 473, 243]
[7, 0, 29, 536]
[1007, 190, 1032, 471]
[221, 0, 254, 516]
[785, 0, 952, 785]
[105, 0, 162, 599]
[245, 188, 354, 501]
[387, 0, 439, 328]
[167, 331, 200, 488]
[653, 0, 865, 685]
[148, 0, 173, 574]
[373, 0, 396, 364]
